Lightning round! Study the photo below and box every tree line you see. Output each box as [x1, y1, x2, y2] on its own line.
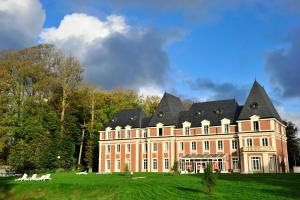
[0, 44, 161, 173]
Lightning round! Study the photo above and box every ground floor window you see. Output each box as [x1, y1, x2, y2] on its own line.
[126, 159, 130, 170]
[269, 156, 275, 171]
[251, 157, 261, 171]
[116, 160, 120, 170]
[164, 159, 169, 170]
[232, 157, 239, 170]
[143, 159, 147, 170]
[153, 159, 158, 170]
[106, 160, 111, 170]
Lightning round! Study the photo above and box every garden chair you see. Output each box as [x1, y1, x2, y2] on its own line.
[15, 173, 28, 181]
[29, 174, 38, 181]
[43, 174, 51, 181]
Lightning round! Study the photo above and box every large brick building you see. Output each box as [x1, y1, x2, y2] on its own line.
[98, 81, 288, 173]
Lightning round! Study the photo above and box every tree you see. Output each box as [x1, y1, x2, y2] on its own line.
[284, 121, 300, 168]
[202, 163, 216, 194]
[140, 95, 161, 116]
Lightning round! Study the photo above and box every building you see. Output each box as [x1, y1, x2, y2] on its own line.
[98, 81, 288, 173]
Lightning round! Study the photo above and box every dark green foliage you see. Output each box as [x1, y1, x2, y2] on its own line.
[284, 121, 300, 168]
[202, 163, 216, 194]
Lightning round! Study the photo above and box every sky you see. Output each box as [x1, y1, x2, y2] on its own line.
[1, 0, 300, 131]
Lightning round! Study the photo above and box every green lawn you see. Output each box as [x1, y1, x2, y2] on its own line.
[1, 173, 300, 200]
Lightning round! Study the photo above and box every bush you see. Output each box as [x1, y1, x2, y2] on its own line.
[172, 161, 179, 173]
[202, 163, 216, 194]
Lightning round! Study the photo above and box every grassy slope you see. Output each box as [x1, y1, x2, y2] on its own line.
[1, 173, 300, 200]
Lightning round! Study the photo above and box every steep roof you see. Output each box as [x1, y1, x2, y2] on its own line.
[103, 108, 146, 129]
[177, 99, 241, 127]
[148, 92, 184, 127]
[238, 80, 281, 121]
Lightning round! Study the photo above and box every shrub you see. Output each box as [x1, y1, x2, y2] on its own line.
[202, 163, 216, 194]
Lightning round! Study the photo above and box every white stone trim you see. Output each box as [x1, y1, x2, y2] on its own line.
[156, 123, 164, 137]
[201, 120, 210, 134]
[221, 118, 230, 134]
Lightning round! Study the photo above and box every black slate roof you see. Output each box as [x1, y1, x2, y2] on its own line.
[148, 92, 185, 127]
[103, 108, 146, 129]
[177, 99, 241, 128]
[238, 81, 281, 121]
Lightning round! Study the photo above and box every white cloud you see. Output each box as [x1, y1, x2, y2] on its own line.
[40, 13, 180, 91]
[0, 0, 45, 50]
[277, 106, 300, 136]
[138, 86, 164, 98]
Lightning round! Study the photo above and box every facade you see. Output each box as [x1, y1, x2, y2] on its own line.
[98, 81, 288, 173]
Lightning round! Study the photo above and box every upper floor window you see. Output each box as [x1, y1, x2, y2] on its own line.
[262, 138, 268, 146]
[204, 125, 209, 135]
[247, 138, 253, 147]
[158, 128, 163, 137]
[107, 145, 111, 153]
[164, 142, 169, 152]
[143, 144, 148, 152]
[143, 129, 148, 138]
[116, 130, 121, 139]
[224, 124, 229, 133]
[232, 140, 238, 149]
[221, 118, 230, 134]
[116, 144, 120, 152]
[191, 141, 196, 151]
[253, 121, 259, 132]
[179, 142, 184, 151]
[126, 144, 131, 152]
[218, 140, 223, 151]
[127, 130, 131, 138]
[204, 141, 210, 151]
[107, 131, 112, 139]
[153, 143, 158, 151]
[185, 127, 190, 135]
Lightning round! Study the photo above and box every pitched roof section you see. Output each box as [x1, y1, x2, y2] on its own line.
[104, 108, 146, 129]
[148, 92, 184, 127]
[238, 80, 281, 121]
[177, 99, 240, 127]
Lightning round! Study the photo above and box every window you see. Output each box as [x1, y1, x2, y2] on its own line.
[204, 141, 209, 151]
[262, 138, 268, 146]
[127, 130, 131, 138]
[158, 128, 163, 136]
[153, 159, 158, 170]
[153, 143, 157, 151]
[251, 157, 261, 171]
[218, 140, 223, 151]
[253, 121, 259, 132]
[164, 159, 169, 170]
[107, 131, 111, 139]
[143, 159, 147, 170]
[106, 160, 110, 170]
[143, 144, 147, 152]
[204, 125, 209, 135]
[269, 156, 275, 171]
[107, 145, 111, 153]
[191, 141, 196, 151]
[185, 127, 190, 135]
[232, 157, 239, 170]
[116, 130, 121, 139]
[126, 144, 131, 152]
[224, 124, 229, 133]
[126, 159, 130, 170]
[164, 142, 169, 152]
[247, 138, 253, 147]
[116, 144, 120, 153]
[179, 142, 184, 151]
[232, 140, 238, 149]
[143, 130, 148, 138]
[116, 160, 120, 170]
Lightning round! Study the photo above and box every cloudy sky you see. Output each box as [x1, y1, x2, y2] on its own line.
[1, 0, 300, 130]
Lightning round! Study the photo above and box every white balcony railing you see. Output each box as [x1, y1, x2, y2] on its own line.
[241, 146, 276, 152]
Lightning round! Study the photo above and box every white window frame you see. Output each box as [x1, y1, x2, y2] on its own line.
[246, 138, 253, 147]
[221, 118, 230, 134]
[164, 159, 169, 170]
[232, 157, 239, 170]
[115, 159, 121, 172]
[204, 141, 210, 151]
[153, 143, 158, 152]
[105, 127, 112, 140]
[231, 139, 238, 150]
[250, 115, 260, 132]
[106, 159, 111, 171]
[106, 144, 111, 154]
[156, 123, 164, 137]
[164, 142, 169, 152]
[126, 143, 131, 153]
[115, 126, 121, 139]
[125, 125, 131, 139]
[143, 129, 148, 138]
[182, 121, 191, 136]
[201, 120, 210, 135]
[191, 141, 197, 151]
[143, 159, 148, 170]
[179, 142, 184, 152]
[217, 140, 223, 151]
[250, 156, 262, 171]
[152, 159, 158, 171]
[116, 144, 120, 153]
[261, 138, 269, 146]
[143, 143, 147, 153]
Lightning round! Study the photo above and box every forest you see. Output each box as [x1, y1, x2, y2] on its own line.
[0, 44, 161, 172]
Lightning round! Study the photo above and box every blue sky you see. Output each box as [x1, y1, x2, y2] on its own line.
[1, 0, 300, 129]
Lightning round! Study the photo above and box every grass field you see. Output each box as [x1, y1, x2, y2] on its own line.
[1, 172, 300, 200]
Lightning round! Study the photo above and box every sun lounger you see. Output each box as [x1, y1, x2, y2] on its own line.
[15, 173, 28, 181]
[76, 170, 88, 175]
[29, 174, 38, 181]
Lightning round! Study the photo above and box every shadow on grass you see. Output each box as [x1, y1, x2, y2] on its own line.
[176, 186, 208, 195]
[218, 173, 300, 199]
[0, 177, 16, 200]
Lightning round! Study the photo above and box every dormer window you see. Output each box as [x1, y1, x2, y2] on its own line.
[105, 127, 112, 140]
[157, 123, 164, 137]
[214, 108, 223, 115]
[195, 110, 203, 116]
[143, 129, 148, 138]
[253, 121, 259, 132]
[130, 116, 136, 121]
[182, 121, 191, 136]
[250, 102, 258, 110]
[158, 128, 163, 136]
[201, 120, 210, 135]
[111, 117, 117, 123]
[125, 125, 131, 138]
[221, 118, 230, 134]
[115, 126, 121, 139]
[158, 112, 164, 118]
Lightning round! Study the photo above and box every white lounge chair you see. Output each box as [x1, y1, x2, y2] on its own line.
[29, 174, 38, 181]
[42, 174, 51, 181]
[76, 170, 88, 175]
[15, 173, 28, 181]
